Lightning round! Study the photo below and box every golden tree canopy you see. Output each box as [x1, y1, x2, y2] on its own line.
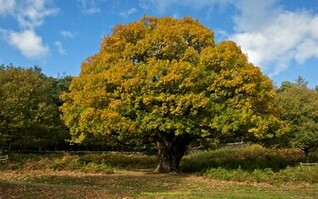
[60, 17, 285, 172]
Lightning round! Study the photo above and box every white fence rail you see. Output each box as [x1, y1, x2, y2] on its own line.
[0, 155, 8, 163]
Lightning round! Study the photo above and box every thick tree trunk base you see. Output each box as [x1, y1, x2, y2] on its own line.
[154, 163, 179, 173]
[304, 148, 310, 163]
[154, 133, 190, 173]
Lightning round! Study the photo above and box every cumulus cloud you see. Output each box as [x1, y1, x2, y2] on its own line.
[139, 0, 318, 76]
[0, 0, 15, 15]
[6, 30, 49, 59]
[295, 39, 318, 64]
[54, 41, 65, 55]
[0, 0, 58, 59]
[232, 0, 280, 32]
[77, 0, 101, 15]
[119, 8, 137, 17]
[230, 0, 318, 76]
[16, 0, 59, 29]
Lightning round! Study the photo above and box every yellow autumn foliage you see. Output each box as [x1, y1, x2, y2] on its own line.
[60, 16, 285, 145]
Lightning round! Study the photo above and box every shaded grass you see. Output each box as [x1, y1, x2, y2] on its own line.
[1, 152, 156, 173]
[77, 152, 157, 169]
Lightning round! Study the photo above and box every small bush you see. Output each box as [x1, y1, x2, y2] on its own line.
[204, 167, 250, 182]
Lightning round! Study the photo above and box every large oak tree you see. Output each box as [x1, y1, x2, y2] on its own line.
[61, 17, 285, 172]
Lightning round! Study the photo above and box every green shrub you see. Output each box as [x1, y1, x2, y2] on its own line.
[204, 166, 318, 184]
[78, 152, 157, 168]
[0, 152, 156, 172]
[80, 162, 115, 173]
[181, 144, 306, 172]
[204, 167, 250, 182]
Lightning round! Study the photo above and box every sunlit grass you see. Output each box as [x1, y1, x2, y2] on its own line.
[0, 147, 318, 198]
[0, 170, 317, 199]
[204, 166, 318, 184]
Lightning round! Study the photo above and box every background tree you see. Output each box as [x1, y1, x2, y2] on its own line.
[276, 81, 292, 93]
[276, 80, 318, 160]
[49, 74, 73, 107]
[0, 65, 68, 151]
[61, 17, 285, 173]
[295, 76, 308, 87]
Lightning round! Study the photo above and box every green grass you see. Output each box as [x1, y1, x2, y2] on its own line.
[0, 147, 318, 198]
[0, 170, 317, 198]
[182, 145, 318, 184]
[204, 166, 318, 184]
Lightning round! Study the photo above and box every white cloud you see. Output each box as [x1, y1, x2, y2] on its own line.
[295, 39, 318, 64]
[0, 0, 15, 15]
[0, 0, 58, 59]
[139, 0, 318, 76]
[60, 30, 75, 39]
[77, 0, 101, 15]
[0, 0, 58, 28]
[83, 7, 101, 15]
[232, 0, 280, 32]
[230, 0, 318, 76]
[7, 30, 49, 59]
[15, 0, 59, 29]
[54, 41, 65, 55]
[119, 8, 137, 17]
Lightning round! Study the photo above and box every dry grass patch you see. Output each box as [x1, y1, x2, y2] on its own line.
[1, 169, 318, 199]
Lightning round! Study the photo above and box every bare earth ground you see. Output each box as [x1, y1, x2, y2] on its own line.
[0, 169, 317, 199]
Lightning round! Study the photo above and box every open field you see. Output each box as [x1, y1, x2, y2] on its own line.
[1, 146, 318, 198]
[1, 169, 317, 199]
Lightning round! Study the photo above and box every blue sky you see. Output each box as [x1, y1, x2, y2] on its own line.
[0, 0, 318, 88]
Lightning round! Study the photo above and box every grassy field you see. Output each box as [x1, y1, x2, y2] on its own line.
[1, 145, 318, 198]
[0, 169, 317, 198]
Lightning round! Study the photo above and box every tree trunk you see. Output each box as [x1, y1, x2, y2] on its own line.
[154, 133, 191, 173]
[304, 148, 310, 163]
